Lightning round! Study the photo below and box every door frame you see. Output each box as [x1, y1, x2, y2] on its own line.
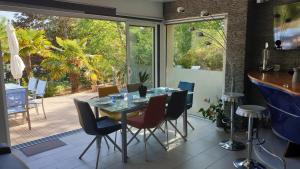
[125, 21, 158, 87]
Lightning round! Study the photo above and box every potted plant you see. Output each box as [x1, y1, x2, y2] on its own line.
[138, 71, 149, 97]
[199, 99, 228, 129]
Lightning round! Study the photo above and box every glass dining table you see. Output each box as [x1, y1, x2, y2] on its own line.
[87, 87, 189, 163]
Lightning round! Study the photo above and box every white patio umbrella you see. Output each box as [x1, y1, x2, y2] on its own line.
[6, 22, 25, 84]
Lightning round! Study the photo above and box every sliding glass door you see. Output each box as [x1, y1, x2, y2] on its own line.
[126, 24, 155, 87]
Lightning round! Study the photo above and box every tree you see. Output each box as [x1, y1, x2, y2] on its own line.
[0, 17, 10, 62]
[42, 37, 92, 93]
[17, 28, 51, 76]
[73, 19, 126, 85]
[13, 12, 48, 29]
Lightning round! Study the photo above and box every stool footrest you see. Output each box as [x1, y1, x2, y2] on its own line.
[233, 158, 266, 169]
[219, 139, 245, 151]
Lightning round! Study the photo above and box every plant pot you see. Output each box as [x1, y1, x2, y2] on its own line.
[216, 114, 225, 128]
[138, 85, 147, 98]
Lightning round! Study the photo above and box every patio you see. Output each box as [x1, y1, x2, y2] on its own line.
[9, 90, 97, 145]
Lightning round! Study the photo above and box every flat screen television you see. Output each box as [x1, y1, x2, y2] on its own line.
[274, 2, 300, 50]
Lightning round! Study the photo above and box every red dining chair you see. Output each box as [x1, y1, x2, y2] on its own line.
[127, 95, 167, 160]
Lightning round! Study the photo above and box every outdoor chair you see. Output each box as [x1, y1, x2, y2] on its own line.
[127, 95, 168, 160]
[6, 88, 31, 130]
[29, 80, 47, 119]
[98, 86, 140, 150]
[74, 99, 122, 169]
[177, 81, 195, 131]
[27, 77, 38, 95]
[126, 83, 141, 93]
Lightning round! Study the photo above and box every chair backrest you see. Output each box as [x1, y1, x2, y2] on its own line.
[74, 99, 97, 135]
[166, 90, 188, 120]
[28, 77, 38, 92]
[35, 80, 47, 97]
[98, 86, 119, 97]
[178, 81, 195, 107]
[127, 83, 140, 93]
[6, 88, 28, 114]
[143, 95, 167, 128]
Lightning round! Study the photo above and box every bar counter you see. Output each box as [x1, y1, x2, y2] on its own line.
[248, 71, 300, 149]
[248, 71, 300, 96]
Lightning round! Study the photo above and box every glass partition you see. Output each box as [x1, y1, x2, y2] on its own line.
[127, 25, 155, 87]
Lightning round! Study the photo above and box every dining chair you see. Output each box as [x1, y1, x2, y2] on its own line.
[6, 88, 31, 130]
[127, 95, 168, 160]
[165, 90, 188, 146]
[177, 81, 195, 131]
[98, 86, 140, 150]
[126, 83, 141, 92]
[27, 77, 38, 94]
[74, 99, 122, 169]
[29, 80, 47, 119]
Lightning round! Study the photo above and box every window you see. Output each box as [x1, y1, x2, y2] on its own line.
[167, 19, 225, 71]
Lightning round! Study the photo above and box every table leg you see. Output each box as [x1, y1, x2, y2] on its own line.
[121, 111, 128, 163]
[183, 109, 188, 138]
[94, 107, 99, 119]
[94, 107, 100, 148]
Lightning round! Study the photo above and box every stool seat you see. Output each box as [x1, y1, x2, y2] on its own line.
[222, 92, 244, 103]
[236, 105, 266, 118]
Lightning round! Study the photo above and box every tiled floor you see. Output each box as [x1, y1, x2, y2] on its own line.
[9, 91, 98, 145]
[13, 117, 257, 169]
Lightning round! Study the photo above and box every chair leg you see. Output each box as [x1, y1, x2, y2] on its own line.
[169, 121, 187, 141]
[144, 129, 147, 161]
[104, 137, 110, 150]
[35, 104, 39, 115]
[145, 127, 158, 141]
[95, 136, 102, 169]
[175, 120, 177, 136]
[79, 137, 97, 159]
[187, 120, 195, 130]
[165, 121, 169, 148]
[42, 99, 47, 119]
[114, 132, 117, 151]
[26, 109, 31, 130]
[105, 135, 122, 153]
[147, 128, 167, 151]
[127, 127, 140, 142]
[127, 129, 142, 146]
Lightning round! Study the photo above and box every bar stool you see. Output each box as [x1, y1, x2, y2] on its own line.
[233, 105, 266, 169]
[219, 92, 245, 151]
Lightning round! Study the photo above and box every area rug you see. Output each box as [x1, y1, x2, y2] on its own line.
[20, 139, 66, 156]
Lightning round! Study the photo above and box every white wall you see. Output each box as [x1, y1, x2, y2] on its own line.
[61, 0, 164, 19]
[166, 68, 224, 115]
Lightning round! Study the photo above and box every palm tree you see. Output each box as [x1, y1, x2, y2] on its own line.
[42, 37, 93, 93]
[17, 28, 51, 76]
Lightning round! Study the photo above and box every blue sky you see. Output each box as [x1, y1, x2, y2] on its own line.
[0, 11, 19, 21]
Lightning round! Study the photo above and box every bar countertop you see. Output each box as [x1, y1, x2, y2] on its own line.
[248, 71, 300, 96]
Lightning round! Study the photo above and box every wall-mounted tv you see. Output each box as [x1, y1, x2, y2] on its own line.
[274, 2, 300, 50]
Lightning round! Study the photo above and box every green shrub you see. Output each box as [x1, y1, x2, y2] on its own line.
[45, 81, 70, 97]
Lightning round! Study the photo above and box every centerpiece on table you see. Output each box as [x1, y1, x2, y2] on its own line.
[138, 71, 149, 98]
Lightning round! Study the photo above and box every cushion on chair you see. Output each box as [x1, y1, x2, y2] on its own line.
[96, 117, 121, 135]
[100, 111, 139, 121]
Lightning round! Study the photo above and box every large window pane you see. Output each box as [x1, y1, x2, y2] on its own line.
[128, 26, 154, 87]
[167, 19, 225, 71]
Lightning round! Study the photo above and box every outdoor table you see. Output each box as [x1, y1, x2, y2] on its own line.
[87, 87, 189, 163]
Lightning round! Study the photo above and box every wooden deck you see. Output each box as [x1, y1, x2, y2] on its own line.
[9, 91, 98, 145]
